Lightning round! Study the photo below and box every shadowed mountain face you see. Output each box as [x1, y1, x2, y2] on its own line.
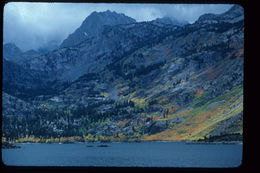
[2, 5, 244, 142]
[18, 21, 176, 81]
[60, 10, 136, 48]
[197, 5, 244, 24]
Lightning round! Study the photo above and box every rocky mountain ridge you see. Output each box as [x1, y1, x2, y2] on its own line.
[60, 10, 136, 48]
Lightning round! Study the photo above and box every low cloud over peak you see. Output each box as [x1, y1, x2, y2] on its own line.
[4, 2, 232, 51]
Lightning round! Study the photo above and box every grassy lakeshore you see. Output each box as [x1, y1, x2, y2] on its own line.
[2, 133, 242, 145]
[2, 135, 143, 144]
[2, 135, 193, 144]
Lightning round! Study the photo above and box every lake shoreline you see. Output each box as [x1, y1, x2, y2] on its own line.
[2, 133, 242, 148]
[2, 141, 21, 149]
[3, 139, 243, 148]
[185, 141, 243, 145]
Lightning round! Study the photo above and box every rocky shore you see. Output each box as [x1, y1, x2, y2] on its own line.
[2, 141, 21, 149]
[198, 133, 242, 142]
[185, 133, 243, 145]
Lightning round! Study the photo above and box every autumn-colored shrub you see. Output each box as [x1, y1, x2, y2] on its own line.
[195, 89, 204, 97]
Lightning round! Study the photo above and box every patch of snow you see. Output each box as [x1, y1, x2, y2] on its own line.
[50, 96, 61, 102]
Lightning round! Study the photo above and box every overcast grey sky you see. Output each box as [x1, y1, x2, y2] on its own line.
[3, 2, 233, 51]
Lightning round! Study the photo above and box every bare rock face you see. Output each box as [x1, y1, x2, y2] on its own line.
[60, 10, 136, 48]
[197, 4, 244, 24]
[145, 120, 168, 135]
[20, 21, 176, 81]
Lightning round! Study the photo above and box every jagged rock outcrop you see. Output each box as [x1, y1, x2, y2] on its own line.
[197, 5, 244, 24]
[60, 10, 136, 48]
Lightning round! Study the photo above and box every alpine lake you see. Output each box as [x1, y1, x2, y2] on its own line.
[2, 141, 242, 167]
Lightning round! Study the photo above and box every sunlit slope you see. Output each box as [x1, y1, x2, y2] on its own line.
[142, 85, 243, 141]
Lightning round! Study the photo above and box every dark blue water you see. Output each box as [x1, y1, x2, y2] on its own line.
[2, 142, 242, 167]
